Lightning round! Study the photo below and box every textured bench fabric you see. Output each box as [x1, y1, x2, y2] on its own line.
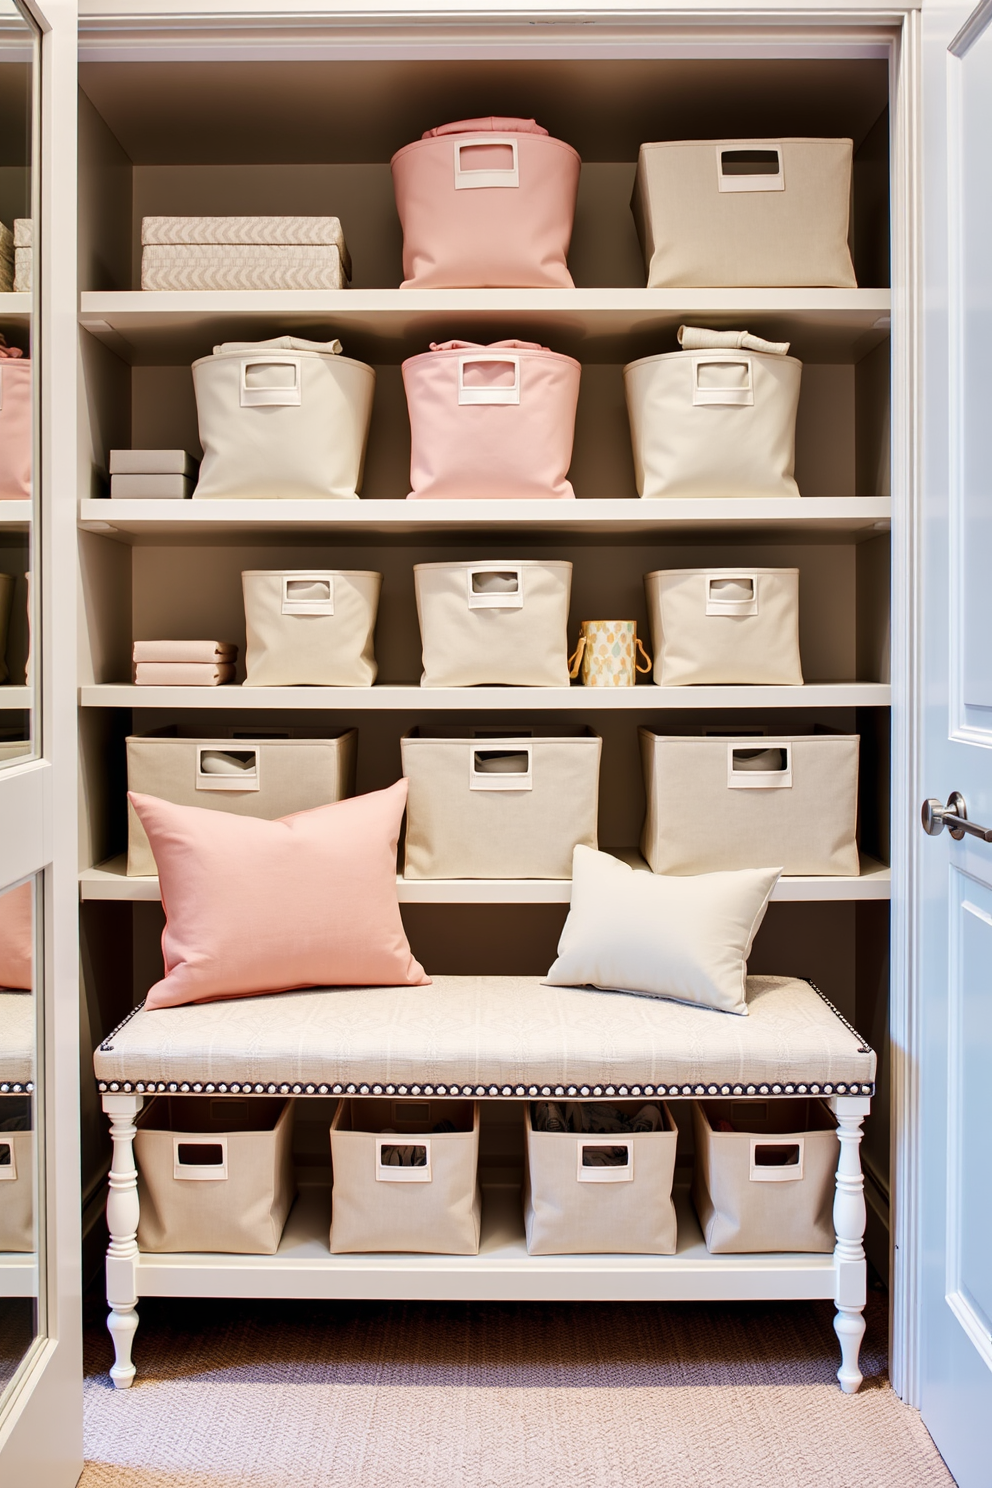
[0, 991, 34, 1089]
[94, 975, 875, 1097]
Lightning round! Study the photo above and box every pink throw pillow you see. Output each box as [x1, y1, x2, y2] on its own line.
[0, 881, 33, 990]
[130, 780, 429, 1010]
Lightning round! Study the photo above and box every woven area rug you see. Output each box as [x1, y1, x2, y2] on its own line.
[80, 1286, 955, 1488]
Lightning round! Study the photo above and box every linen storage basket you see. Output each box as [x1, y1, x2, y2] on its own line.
[134, 1095, 295, 1254]
[624, 346, 801, 499]
[0, 1096, 33, 1253]
[692, 1098, 838, 1253]
[329, 1098, 481, 1255]
[414, 559, 571, 687]
[401, 727, 601, 879]
[0, 356, 31, 501]
[645, 567, 803, 686]
[403, 340, 580, 501]
[638, 730, 860, 876]
[391, 117, 580, 289]
[631, 138, 857, 288]
[192, 337, 374, 500]
[523, 1102, 678, 1256]
[126, 729, 357, 876]
[242, 569, 381, 687]
[0, 571, 13, 684]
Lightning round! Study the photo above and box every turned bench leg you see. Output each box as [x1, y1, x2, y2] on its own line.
[102, 1093, 143, 1389]
[831, 1094, 871, 1394]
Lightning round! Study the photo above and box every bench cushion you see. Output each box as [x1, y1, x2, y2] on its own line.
[0, 991, 34, 1089]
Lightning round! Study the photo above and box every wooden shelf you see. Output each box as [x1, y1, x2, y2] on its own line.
[0, 687, 30, 711]
[0, 502, 32, 531]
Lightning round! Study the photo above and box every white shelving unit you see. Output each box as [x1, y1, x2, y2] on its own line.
[0, 687, 31, 711]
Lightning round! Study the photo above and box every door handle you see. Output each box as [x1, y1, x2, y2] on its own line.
[921, 792, 992, 843]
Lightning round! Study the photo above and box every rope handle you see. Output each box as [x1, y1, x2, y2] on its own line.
[567, 636, 586, 679]
[635, 637, 653, 674]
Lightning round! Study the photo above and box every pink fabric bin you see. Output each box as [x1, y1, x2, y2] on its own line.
[391, 117, 580, 289]
[0, 356, 31, 501]
[403, 340, 580, 501]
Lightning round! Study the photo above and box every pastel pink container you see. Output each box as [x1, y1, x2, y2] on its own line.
[0, 358, 31, 501]
[391, 118, 580, 289]
[403, 340, 580, 501]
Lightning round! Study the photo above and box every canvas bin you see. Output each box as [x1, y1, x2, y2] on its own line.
[192, 337, 375, 500]
[403, 340, 580, 500]
[126, 729, 357, 875]
[0, 357, 31, 501]
[414, 559, 571, 687]
[391, 117, 580, 289]
[624, 347, 801, 499]
[692, 1098, 838, 1253]
[401, 727, 601, 878]
[329, 1098, 481, 1255]
[639, 730, 860, 876]
[242, 569, 381, 686]
[134, 1095, 295, 1254]
[523, 1102, 678, 1256]
[631, 138, 857, 288]
[0, 1096, 34, 1253]
[645, 568, 803, 686]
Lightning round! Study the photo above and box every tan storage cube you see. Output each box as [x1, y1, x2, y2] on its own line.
[639, 729, 860, 876]
[329, 1098, 481, 1255]
[401, 727, 601, 878]
[645, 568, 803, 686]
[623, 347, 801, 500]
[631, 138, 857, 289]
[523, 1102, 678, 1255]
[692, 1098, 839, 1253]
[126, 729, 357, 876]
[0, 1097, 34, 1253]
[414, 559, 571, 687]
[134, 1095, 295, 1254]
[242, 569, 381, 687]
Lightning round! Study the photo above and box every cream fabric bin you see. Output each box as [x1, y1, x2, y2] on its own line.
[639, 730, 860, 876]
[631, 138, 857, 289]
[329, 1098, 481, 1255]
[192, 337, 375, 500]
[126, 729, 357, 875]
[134, 1095, 295, 1254]
[523, 1102, 678, 1255]
[624, 347, 801, 499]
[414, 559, 571, 687]
[692, 1098, 838, 1253]
[242, 569, 381, 687]
[401, 727, 601, 878]
[645, 568, 803, 686]
[0, 1098, 33, 1253]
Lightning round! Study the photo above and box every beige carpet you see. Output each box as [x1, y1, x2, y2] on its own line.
[81, 1289, 955, 1488]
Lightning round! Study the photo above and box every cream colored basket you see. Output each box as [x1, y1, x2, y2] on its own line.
[632, 138, 857, 288]
[639, 730, 860, 876]
[134, 1096, 296, 1254]
[644, 568, 803, 686]
[401, 727, 601, 878]
[692, 1098, 839, 1253]
[414, 559, 571, 687]
[126, 729, 357, 876]
[0, 1099, 33, 1253]
[329, 1098, 481, 1255]
[524, 1102, 678, 1256]
[192, 337, 375, 500]
[242, 570, 381, 687]
[624, 347, 801, 499]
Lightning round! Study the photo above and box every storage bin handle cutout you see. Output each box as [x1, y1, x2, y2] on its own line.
[454, 135, 519, 190]
[458, 354, 521, 405]
[749, 1137, 804, 1183]
[692, 354, 754, 407]
[469, 746, 533, 791]
[282, 575, 335, 616]
[173, 1137, 228, 1182]
[727, 744, 793, 790]
[375, 1136, 432, 1183]
[195, 747, 260, 793]
[577, 1139, 634, 1183]
[239, 355, 302, 408]
[466, 565, 524, 610]
[716, 146, 785, 193]
[0, 1140, 16, 1181]
[706, 575, 759, 617]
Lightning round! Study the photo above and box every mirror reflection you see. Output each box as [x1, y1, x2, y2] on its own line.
[0, 875, 38, 1404]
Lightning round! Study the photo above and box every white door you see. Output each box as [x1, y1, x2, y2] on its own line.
[919, 1, 992, 1481]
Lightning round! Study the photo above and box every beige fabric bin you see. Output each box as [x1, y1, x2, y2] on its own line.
[192, 337, 375, 500]
[624, 347, 801, 500]
[126, 729, 357, 875]
[329, 1098, 481, 1255]
[632, 138, 857, 289]
[523, 1102, 678, 1255]
[242, 569, 381, 687]
[414, 559, 571, 687]
[645, 568, 803, 686]
[0, 1098, 34, 1253]
[692, 1098, 838, 1253]
[639, 730, 860, 876]
[401, 727, 601, 878]
[134, 1095, 295, 1254]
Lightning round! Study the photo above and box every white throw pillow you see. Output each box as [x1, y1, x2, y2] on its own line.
[545, 846, 781, 1016]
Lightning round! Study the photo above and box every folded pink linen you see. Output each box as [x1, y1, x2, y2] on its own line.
[133, 641, 237, 663]
[134, 662, 236, 686]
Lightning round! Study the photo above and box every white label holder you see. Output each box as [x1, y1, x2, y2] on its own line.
[469, 745, 533, 791]
[576, 1139, 634, 1183]
[195, 746, 261, 793]
[727, 742, 793, 790]
[173, 1136, 229, 1181]
[749, 1137, 804, 1182]
[454, 135, 520, 190]
[692, 354, 754, 407]
[458, 354, 520, 406]
[375, 1137, 432, 1183]
[240, 355, 302, 408]
[466, 565, 524, 610]
[0, 1140, 17, 1181]
[706, 575, 759, 617]
[716, 145, 785, 193]
[282, 575, 335, 616]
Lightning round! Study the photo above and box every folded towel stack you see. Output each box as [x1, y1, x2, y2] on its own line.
[133, 640, 238, 687]
[0, 222, 13, 293]
[140, 217, 352, 291]
[13, 221, 32, 293]
[110, 450, 198, 499]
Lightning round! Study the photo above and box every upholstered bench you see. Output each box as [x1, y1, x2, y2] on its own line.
[0, 991, 34, 1092]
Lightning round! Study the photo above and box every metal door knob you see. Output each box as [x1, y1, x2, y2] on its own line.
[921, 792, 992, 843]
